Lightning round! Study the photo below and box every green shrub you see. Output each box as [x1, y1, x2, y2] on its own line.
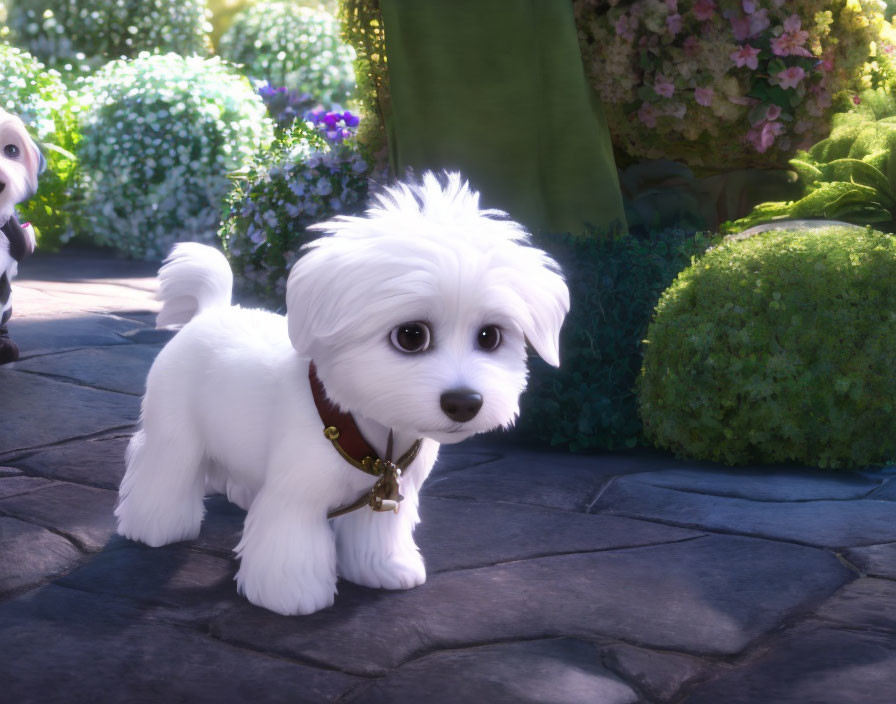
[219, 119, 369, 301]
[728, 89, 896, 233]
[339, 0, 389, 165]
[73, 53, 274, 260]
[516, 229, 714, 452]
[0, 43, 77, 247]
[219, 1, 355, 107]
[639, 226, 896, 469]
[7, 0, 211, 72]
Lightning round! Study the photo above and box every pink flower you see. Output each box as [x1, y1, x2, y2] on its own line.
[728, 94, 757, 106]
[665, 0, 678, 10]
[638, 102, 659, 127]
[693, 0, 716, 21]
[775, 65, 806, 90]
[730, 45, 760, 69]
[766, 104, 782, 121]
[747, 120, 784, 153]
[654, 75, 675, 98]
[614, 14, 636, 42]
[782, 14, 801, 33]
[683, 35, 700, 56]
[853, 95, 862, 105]
[771, 30, 811, 57]
[742, 0, 756, 13]
[749, 9, 770, 36]
[695, 86, 714, 106]
[731, 15, 750, 41]
[666, 13, 683, 35]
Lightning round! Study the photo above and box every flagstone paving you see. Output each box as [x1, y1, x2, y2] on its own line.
[0, 250, 894, 703]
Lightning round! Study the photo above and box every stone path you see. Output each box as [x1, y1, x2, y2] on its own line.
[1, 250, 895, 703]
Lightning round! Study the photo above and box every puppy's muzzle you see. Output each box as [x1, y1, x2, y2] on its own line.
[440, 389, 483, 422]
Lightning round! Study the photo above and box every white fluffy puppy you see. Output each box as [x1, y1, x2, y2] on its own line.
[116, 172, 569, 616]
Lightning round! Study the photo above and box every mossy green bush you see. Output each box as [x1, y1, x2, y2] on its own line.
[516, 229, 714, 451]
[639, 225, 896, 469]
[0, 43, 77, 248]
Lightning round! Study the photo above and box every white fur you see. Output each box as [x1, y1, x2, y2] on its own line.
[115, 172, 570, 615]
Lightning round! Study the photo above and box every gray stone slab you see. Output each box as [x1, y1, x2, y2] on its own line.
[814, 578, 896, 633]
[683, 625, 896, 704]
[429, 448, 503, 475]
[7, 313, 140, 357]
[120, 327, 176, 344]
[0, 517, 82, 596]
[0, 475, 57, 499]
[0, 372, 138, 455]
[211, 534, 850, 675]
[868, 478, 896, 501]
[0, 482, 118, 552]
[422, 452, 676, 512]
[599, 643, 708, 702]
[347, 639, 637, 704]
[190, 494, 246, 555]
[729, 219, 864, 239]
[14, 435, 129, 489]
[594, 479, 896, 547]
[0, 584, 359, 703]
[843, 542, 896, 579]
[58, 545, 239, 624]
[620, 467, 882, 502]
[10, 344, 161, 396]
[416, 496, 701, 573]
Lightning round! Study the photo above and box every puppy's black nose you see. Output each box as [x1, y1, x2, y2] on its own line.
[440, 389, 483, 422]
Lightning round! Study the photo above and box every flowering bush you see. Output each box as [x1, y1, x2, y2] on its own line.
[257, 83, 317, 132]
[219, 118, 369, 301]
[7, 0, 211, 71]
[0, 43, 77, 247]
[574, 0, 895, 168]
[74, 53, 273, 260]
[219, 1, 356, 107]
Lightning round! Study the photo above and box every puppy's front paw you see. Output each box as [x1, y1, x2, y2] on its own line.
[236, 564, 336, 616]
[342, 551, 427, 591]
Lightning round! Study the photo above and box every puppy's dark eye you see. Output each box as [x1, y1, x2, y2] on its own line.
[3, 144, 19, 158]
[477, 325, 502, 351]
[390, 322, 431, 353]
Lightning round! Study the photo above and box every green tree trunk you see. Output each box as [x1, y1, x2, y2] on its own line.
[379, 0, 627, 236]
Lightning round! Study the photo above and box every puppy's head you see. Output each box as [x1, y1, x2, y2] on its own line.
[287, 172, 569, 443]
[0, 109, 46, 222]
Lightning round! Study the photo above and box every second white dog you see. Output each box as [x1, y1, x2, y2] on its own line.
[115, 172, 569, 615]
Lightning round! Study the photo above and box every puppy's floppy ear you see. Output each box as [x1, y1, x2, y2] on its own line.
[20, 134, 45, 199]
[285, 241, 346, 357]
[512, 248, 570, 368]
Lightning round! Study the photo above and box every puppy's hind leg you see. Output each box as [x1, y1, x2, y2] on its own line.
[115, 424, 207, 547]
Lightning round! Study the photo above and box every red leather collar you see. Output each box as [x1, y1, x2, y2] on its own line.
[308, 361, 378, 465]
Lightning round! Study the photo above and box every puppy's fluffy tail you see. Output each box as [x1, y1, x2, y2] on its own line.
[155, 243, 233, 328]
